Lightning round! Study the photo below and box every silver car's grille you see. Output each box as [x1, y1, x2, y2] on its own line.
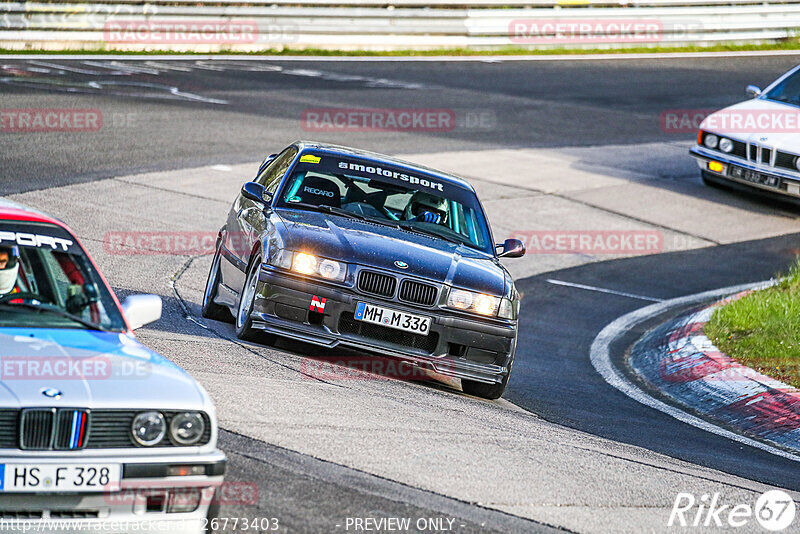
[1, 409, 211, 450]
[358, 270, 397, 298]
[0, 410, 18, 448]
[20, 409, 56, 450]
[398, 280, 438, 306]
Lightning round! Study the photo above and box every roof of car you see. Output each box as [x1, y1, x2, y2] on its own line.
[293, 141, 477, 192]
[0, 198, 65, 226]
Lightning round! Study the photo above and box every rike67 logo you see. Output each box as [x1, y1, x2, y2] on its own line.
[669, 490, 796, 531]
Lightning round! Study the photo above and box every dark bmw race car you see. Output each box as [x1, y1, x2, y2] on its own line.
[203, 142, 525, 399]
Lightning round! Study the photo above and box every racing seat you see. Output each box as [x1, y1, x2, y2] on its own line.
[296, 176, 342, 208]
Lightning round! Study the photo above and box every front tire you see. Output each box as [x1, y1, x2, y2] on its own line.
[235, 253, 276, 345]
[202, 244, 233, 323]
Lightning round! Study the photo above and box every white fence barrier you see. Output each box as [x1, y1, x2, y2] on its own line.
[2, 1, 800, 50]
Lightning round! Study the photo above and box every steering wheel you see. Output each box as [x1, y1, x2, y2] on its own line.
[0, 292, 53, 305]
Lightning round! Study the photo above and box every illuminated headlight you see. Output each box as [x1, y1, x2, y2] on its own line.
[169, 412, 205, 446]
[269, 250, 346, 282]
[447, 288, 500, 316]
[292, 252, 317, 275]
[718, 138, 734, 153]
[132, 411, 166, 447]
[703, 134, 719, 149]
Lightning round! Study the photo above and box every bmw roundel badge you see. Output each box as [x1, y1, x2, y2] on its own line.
[394, 261, 408, 269]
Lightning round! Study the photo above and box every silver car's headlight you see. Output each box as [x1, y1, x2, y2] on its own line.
[268, 250, 346, 283]
[718, 138, 734, 153]
[446, 288, 500, 316]
[703, 133, 719, 149]
[132, 411, 166, 446]
[169, 412, 205, 445]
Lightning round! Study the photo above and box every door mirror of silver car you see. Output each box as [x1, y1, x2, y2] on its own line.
[497, 238, 526, 258]
[746, 85, 762, 98]
[121, 294, 162, 330]
[241, 181, 272, 206]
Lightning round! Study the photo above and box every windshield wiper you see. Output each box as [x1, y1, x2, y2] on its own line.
[307, 204, 402, 229]
[397, 223, 465, 246]
[0, 302, 110, 332]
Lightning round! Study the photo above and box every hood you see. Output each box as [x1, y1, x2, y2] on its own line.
[0, 328, 205, 410]
[277, 209, 508, 296]
[701, 98, 800, 150]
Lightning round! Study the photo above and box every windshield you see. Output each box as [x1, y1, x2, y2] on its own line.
[0, 221, 126, 332]
[276, 153, 493, 253]
[763, 70, 800, 106]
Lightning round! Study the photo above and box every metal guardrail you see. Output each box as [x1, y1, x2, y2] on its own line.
[2, 1, 800, 50]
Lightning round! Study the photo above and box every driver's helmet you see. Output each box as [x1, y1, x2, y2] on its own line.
[404, 192, 448, 224]
[0, 246, 20, 295]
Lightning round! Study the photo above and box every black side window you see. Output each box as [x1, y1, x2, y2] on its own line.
[256, 148, 298, 194]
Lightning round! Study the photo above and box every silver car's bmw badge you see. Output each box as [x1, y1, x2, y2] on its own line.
[394, 261, 408, 269]
[41, 388, 62, 399]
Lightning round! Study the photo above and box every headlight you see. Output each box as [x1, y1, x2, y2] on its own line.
[794, 157, 800, 172]
[718, 138, 734, 153]
[132, 411, 166, 446]
[703, 133, 719, 149]
[169, 412, 205, 445]
[269, 250, 346, 282]
[446, 288, 500, 316]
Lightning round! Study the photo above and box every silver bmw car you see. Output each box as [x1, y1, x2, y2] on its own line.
[0, 199, 225, 533]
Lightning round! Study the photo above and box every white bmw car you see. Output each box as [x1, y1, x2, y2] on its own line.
[690, 64, 800, 200]
[0, 199, 225, 533]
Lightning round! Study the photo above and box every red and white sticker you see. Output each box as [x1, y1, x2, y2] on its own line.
[309, 296, 326, 313]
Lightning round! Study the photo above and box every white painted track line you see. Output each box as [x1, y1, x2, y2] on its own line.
[589, 280, 800, 463]
[547, 278, 664, 302]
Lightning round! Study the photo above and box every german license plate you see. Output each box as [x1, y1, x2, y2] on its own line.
[354, 302, 431, 335]
[729, 166, 781, 188]
[0, 463, 121, 492]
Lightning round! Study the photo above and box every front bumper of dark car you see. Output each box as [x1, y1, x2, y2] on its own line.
[690, 145, 800, 200]
[250, 267, 517, 385]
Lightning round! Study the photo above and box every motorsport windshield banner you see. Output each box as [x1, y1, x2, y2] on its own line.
[289, 152, 477, 204]
[0, 222, 78, 254]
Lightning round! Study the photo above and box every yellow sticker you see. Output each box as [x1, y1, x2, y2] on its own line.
[300, 154, 321, 164]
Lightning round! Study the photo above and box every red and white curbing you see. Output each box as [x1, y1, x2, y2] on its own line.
[630, 292, 800, 453]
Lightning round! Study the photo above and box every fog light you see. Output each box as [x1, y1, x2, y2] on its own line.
[708, 161, 724, 173]
[166, 488, 201, 513]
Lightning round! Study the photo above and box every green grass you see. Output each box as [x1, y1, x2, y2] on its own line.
[705, 260, 800, 388]
[7, 40, 800, 56]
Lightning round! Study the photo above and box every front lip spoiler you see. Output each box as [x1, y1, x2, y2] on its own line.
[250, 315, 507, 385]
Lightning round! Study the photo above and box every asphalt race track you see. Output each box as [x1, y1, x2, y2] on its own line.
[3, 54, 800, 533]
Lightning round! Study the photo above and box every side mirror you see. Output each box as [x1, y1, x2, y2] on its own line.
[497, 238, 526, 258]
[121, 294, 162, 330]
[746, 85, 762, 98]
[241, 182, 272, 205]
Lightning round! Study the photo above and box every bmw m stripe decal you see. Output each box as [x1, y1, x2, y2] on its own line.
[69, 411, 86, 449]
